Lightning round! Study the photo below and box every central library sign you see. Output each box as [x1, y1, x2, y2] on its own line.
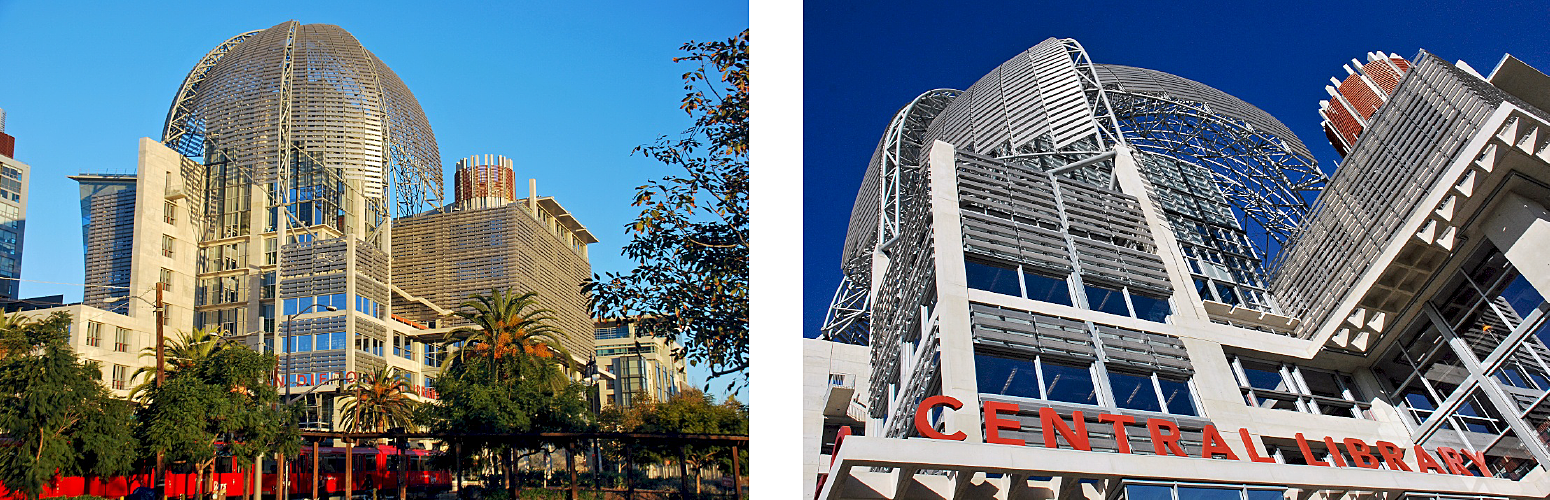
[915, 395, 1488, 477]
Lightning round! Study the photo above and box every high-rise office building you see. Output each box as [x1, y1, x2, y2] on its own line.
[811, 39, 1550, 499]
[0, 108, 29, 300]
[69, 173, 137, 311]
[391, 160, 597, 362]
[593, 318, 688, 408]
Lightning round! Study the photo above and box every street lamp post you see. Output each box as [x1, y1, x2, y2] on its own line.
[278, 301, 336, 500]
[281, 302, 338, 406]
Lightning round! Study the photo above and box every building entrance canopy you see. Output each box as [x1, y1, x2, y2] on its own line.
[819, 436, 1546, 500]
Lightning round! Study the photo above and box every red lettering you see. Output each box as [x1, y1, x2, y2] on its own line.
[1098, 414, 1135, 454]
[1321, 437, 1348, 467]
[1413, 446, 1447, 474]
[1146, 419, 1188, 457]
[1435, 447, 1473, 476]
[1460, 449, 1490, 476]
[1239, 429, 1275, 463]
[984, 401, 1024, 446]
[1375, 441, 1412, 471]
[1295, 433, 1330, 466]
[1199, 425, 1239, 460]
[1039, 408, 1090, 451]
[1342, 438, 1380, 469]
[913, 395, 966, 441]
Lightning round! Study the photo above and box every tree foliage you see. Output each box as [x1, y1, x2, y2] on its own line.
[584, 29, 750, 388]
[419, 290, 593, 495]
[338, 367, 419, 433]
[0, 312, 136, 500]
[135, 334, 299, 471]
[448, 289, 574, 389]
[599, 390, 747, 493]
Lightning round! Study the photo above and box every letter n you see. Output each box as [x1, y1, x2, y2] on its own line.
[1039, 408, 1090, 451]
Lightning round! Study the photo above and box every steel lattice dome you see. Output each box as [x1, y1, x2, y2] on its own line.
[161, 21, 442, 214]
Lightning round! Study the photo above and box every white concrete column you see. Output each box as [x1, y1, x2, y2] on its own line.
[1109, 145, 1209, 324]
[927, 140, 984, 442]
[1484, 192, 1550, 296]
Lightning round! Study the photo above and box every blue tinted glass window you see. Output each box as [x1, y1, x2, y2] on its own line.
[975, 353, 1040, 399]
[1177, 487, 1241, 500]
[1239, 360, 1287, 391]
[1024, 272, 1072, 306]
[283, 298, 297, 316]
[296, 334, 312, 352]
[1214, 283, 1240, 306]
[1042, 360, 1097, 405]
[1245, 490, 1284, 500]
[1086, 285, 1129, 316]
[1131, 294, 1172, 323]
[1158, 377, 1196, 416]
[1125, 484, 1173, 500]
[1108, 371, 1161, 412]
[965, 259, 1021, 297]
[1500, 273, 1544, 319]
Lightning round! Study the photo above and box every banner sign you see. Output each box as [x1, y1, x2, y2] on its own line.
[914, 395, 1487, 476]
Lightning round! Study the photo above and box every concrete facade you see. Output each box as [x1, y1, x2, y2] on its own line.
[391, 182, 598, 363]
[813, 39, 1550, 500]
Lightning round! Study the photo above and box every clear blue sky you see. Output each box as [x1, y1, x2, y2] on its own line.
[0, 1, 748, 396]
[803, 0, 1550, 338]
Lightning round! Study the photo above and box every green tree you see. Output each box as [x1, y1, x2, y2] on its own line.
[601, 390, 747, 494]
[127, 326, 226, 400]
[338, 367, 419, 433]
[419, 291, 592, 496]
[0, 312, 136, 500]
[584, 30, 750, 389]
[135, 337, 299, 497]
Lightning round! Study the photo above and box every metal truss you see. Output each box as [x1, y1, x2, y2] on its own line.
[1058, 39, 1127, 151]
[820, 89, 959, 345]
[878, 89, 960, 246]
[818, 273, 871, 344]
[161, 29, 262, 155]
[1107, 90, 1327, 247]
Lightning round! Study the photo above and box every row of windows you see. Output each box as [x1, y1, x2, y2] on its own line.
[1227, 355, 1371, 419]
[83, 321, 133, 352]
[974, 351, 1196, 416]
[965, 258, 1171, 322]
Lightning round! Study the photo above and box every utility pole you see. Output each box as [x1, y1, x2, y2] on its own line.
[155, 281, 166, 500]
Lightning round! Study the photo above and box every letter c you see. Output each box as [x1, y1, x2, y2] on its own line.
[915, 395, 967, 440]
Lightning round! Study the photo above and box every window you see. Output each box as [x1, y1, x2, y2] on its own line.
[164, 201, 177, 225]
[264, 237, 277, 266]
[1106, 370, 1197, 416]
[112, 364, 128, 390]
[963, 257, 1074, 306]
[85, 321, 102, 347]
[965, 259, 1022, 296]
[114, 327, 130, 352]
[1229, 355, 1368, 418]
[161, 235, 175, 258]
[159, 268, 173, 293]
[974, 351, 1096, 405]
[1122, 481, 1284, 500]
[1086, 283, 1172, 323]
[1086, 285, 1129, 316]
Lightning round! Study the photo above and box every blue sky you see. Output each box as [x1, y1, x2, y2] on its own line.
[802, 0, 1550, 338]
[0, 1, 748, 396]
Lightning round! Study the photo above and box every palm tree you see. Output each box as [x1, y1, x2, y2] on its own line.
[128, 326, 228, 400]
[445, 289, 574, 382]
[338, 367, 418, 433]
